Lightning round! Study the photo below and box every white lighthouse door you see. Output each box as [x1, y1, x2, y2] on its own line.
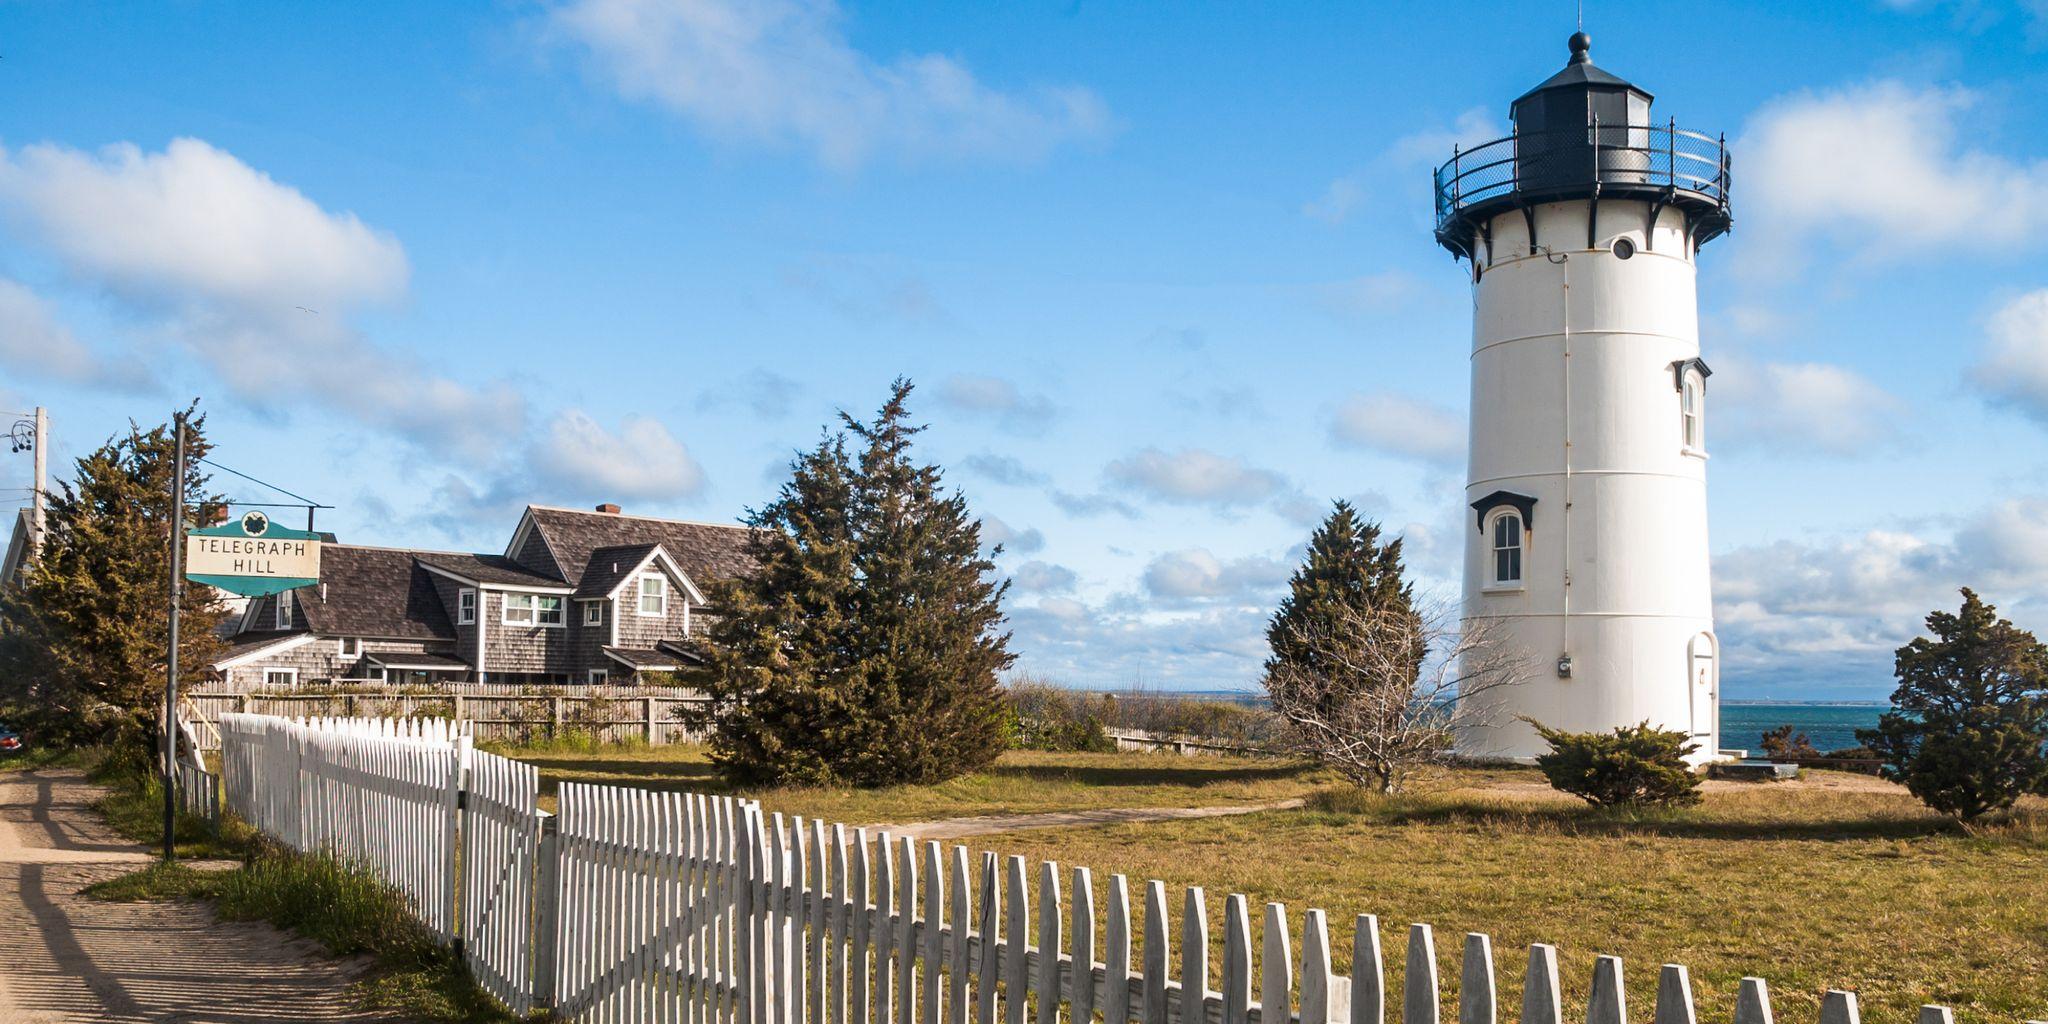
[1688, 634, 1718, 740]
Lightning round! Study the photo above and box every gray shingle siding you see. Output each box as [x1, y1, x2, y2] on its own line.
[220, 636, 460, 690]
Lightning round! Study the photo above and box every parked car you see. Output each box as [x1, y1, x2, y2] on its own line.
[0, 721, 22, 755]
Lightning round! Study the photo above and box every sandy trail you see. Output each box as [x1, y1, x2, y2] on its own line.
[0, 769, 396, 1024]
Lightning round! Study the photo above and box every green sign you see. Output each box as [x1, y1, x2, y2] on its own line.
[185, 510, 323, 597]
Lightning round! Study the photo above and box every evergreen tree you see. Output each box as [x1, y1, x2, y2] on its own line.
[1264, 501, 1420, 688]
[694, 380, 1014, 786]
[1262, 501, 1450, 793]
[1858, 589, 2048, 820]
[0, 409, 226, 752]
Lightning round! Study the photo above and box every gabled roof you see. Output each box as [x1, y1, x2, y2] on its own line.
[571, 543, 661, 599]
[291, 545, 457, 640]
[415, 552, 568, 589]
[510, 506, 756, 594]
[214, 630, 317, 669]
[1, 509, 32, 587]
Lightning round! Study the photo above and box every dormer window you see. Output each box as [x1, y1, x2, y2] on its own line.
[276, 590, 295, 630]
[1491, 512, 1525, 586]
[638, 575, 667, 617]
[504, 593, 564, 628]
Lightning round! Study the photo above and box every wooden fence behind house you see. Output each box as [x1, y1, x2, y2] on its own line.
[191, 692, 710, 751]
[216, 713, 2008, 1024]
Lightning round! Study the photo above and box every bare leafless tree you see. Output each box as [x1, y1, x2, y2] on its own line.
[1262, 595, 1525, 794]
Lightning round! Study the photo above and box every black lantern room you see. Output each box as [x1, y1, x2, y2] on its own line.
[1432, 33, 1731, 261]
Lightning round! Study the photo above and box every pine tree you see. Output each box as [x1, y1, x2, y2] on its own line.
[0, 409, 227, 752]
[1264, 501, 1420, 689]
[1262, 501, 1456, 793]
[694, 380, 1014, 787]
[1858, 588, 2048, 820]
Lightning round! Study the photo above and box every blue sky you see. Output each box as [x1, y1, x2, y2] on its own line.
[4, 1, 2048, 700]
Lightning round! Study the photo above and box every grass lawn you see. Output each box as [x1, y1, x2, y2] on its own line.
[984, 774, 2048, 1024]
[503, 741, 1337, 822]
[506, 743, 2047, 1024]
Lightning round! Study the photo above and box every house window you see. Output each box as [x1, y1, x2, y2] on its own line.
[638, 575, 666, 617]
[263, 668, 298, 690]
[583, 601, 605, 626]
[587, 668, 609, 685]
[275, 590, 295, 630]
[1681, 372, 1705, 452]
[458, 589, 476, 625]
[338, 638, 361, 658]
[503, 593, 565, 627]
[1491, 512, 1524, 586]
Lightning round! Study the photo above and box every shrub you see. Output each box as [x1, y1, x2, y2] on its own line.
[1005, 679, 1116, 752]
[1860, 589, 2048, 820]
[1759, 724, 1821, 760]
[1531, 720, 1702, 807]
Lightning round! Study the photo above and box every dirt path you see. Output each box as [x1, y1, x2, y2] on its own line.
[875, 798, 1309, 840]
[0, 769, 396, 1024]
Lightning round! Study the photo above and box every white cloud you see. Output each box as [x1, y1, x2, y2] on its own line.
[1141, 548, 1290, 604]
[531, 411, 707, 502]
[1389, 107, 1500, 167]
[0, 137, 524, 457]
[1739, 81, 2048, 268]
[1713, 359, 1904, 454]
[980, 515, 1045, 555]
[962, 453, 1047, 487]
[1009, 560, 1078, 594]
[1318, 270, 1435, 317]
[936, 374, 1055, 434]
[1975, 288, 2048, 426]
[0, 138, 406, 312]
[0, 278, 148, 389]
[1302, 176, 1365, 225]
[1714, 497, 2048, 693]
[1105, 447, 1285, 507]
[1329, 391, 1465, 465]
[548, 0, 1112, 169]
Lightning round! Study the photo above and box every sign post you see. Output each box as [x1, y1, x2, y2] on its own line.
[162, 415, 186, 862]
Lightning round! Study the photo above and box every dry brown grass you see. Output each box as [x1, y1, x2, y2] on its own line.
[502, 744, 2048, 1023]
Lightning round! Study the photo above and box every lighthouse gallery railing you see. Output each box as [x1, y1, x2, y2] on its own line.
[1433, 121, 1731, 231]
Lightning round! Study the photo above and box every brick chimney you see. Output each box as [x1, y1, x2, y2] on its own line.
[595, 503, 621, 514]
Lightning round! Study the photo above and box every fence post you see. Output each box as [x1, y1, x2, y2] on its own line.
[646, 696, 658, 745]
[531, 812, 562, 1012]
[551, 697, 565, 739]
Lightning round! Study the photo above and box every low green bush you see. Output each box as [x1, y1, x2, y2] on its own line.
[1530, 719, 1702, 807]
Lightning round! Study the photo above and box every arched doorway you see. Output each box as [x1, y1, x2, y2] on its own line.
[1687, 632, 1718, 741]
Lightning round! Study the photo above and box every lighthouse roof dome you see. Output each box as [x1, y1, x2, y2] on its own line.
[1514, 32, 1652, 106]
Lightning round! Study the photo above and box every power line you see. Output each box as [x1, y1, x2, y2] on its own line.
[194, 455, 331, 509]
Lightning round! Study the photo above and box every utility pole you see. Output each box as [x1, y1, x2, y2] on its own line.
[162, 413, 187, 862]
[29, 407, 47, 557]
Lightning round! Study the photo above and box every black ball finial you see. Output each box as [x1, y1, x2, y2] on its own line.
[1568, 31, 1592, 63]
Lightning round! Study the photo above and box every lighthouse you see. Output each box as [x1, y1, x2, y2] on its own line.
[1433, 33, 1732, 762]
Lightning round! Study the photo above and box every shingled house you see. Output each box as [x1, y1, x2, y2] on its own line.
[211, 504, 754, 689]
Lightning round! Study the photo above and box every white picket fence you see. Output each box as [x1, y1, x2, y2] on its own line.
[215, 714, 2018, 1024]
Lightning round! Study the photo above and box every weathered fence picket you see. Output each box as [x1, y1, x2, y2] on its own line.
[217, 713, 1991, 1024]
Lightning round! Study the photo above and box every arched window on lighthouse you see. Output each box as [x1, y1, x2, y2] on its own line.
[1681, 370, 1705, 452]
[1490, 512, 1524, 586]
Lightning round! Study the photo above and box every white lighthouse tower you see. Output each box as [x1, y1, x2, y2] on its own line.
[1435, 33, 1731, 762]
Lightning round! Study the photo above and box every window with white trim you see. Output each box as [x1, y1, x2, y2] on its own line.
[275, 590, 295, 630]
[457, 589, 476, 625]
[1681, 371, 1705, 452]
[637, 575, 667, 617]
[338, 637, 361, 658]
[583, 601, 605, 626]
[587, 668, 609, 684]
[503, 593, 565, 627]
[1490, 512, 1524, 586]
[263, 668, 298, 689]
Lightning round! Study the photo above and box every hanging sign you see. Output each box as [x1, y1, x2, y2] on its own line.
[185, 510, 322, 597]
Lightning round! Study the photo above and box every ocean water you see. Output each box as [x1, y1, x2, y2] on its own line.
[1717, 702, 1887, 754]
